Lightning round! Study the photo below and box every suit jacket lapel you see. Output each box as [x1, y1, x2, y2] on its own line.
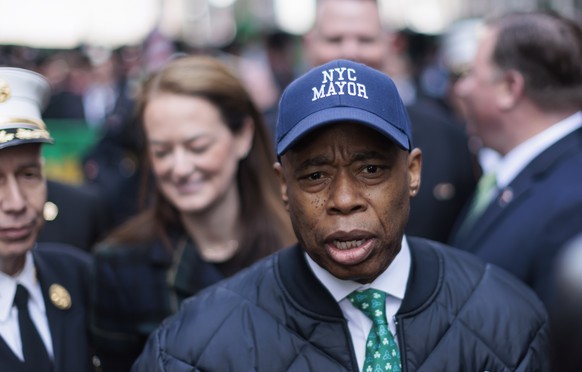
[0, 335, 24, 370]
[33, 250, 68, 372]
[461, 127, 582, 250]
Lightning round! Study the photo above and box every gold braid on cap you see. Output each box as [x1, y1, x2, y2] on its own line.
[0, 117, 49, 131]
[0, 117, 52, 144]
[0, 80, 10, 103]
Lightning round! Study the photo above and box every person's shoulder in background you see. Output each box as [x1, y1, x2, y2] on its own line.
[38, 179, 111, 252]
[405, 97, 479, 242]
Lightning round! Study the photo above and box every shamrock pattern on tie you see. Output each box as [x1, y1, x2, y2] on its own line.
[348, 289, 402, 372]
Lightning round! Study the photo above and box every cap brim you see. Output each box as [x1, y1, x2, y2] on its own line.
[276, 107, 410, 156]
[0, 137, 54, 150]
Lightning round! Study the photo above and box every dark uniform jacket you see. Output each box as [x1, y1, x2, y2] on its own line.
[0, 243, 93, 372]
[132, 238, 550, 371]
[39, 180, 110, 253]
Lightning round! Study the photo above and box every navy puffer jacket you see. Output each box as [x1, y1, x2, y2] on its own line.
[133, 238, 549, 371]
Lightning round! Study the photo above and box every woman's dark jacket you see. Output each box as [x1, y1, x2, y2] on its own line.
[90, 237, 229, 372]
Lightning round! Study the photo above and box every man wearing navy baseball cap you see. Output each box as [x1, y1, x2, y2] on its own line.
[133, 60, 549, 371]
[0, 67, 94, 372]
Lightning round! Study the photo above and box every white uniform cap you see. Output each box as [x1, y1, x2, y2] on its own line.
[0, 67, 53, 150]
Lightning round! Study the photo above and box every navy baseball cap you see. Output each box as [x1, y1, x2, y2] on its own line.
[276, 59, 412, 156]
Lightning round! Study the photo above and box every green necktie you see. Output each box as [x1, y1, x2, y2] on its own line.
[457, 172, 498, 235]
[348, 289, 401, 372]
[469, 172, 498, 218]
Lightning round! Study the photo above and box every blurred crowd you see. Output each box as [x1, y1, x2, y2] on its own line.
[0, 20, 483, 233]
[0, 29, 308, 227]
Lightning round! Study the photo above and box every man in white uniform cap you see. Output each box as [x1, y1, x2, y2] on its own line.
[0, 67, 93, 372]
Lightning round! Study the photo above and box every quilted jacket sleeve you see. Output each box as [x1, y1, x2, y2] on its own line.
[514, 319, 551, 372]
[132, 323, 207, 372]
[131, 327, 166, 372]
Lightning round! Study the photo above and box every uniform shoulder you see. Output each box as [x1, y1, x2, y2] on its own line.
[35, 242, 92, 266]
[46, 179, 104, 205]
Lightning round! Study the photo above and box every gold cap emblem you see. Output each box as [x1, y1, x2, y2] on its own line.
[49, 283, 71, 310]
[43, 201, 59, 221]
[0, 80, 10, 103]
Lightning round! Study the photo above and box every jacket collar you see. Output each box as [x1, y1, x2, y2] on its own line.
[145, 235, 226, 299]
[398, 237, 442, 315]
[276, 245, 344, 319]
[276, 238, 442, 318]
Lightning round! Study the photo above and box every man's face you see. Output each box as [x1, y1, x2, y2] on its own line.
[303, 0, 390, 71]
[0, 144, 46, 275]
[454, 27, 507, 153]
[275, 123, 421, 283]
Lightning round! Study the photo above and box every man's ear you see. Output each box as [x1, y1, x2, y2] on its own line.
[497, 69, 524, 111]
[273, 161, 289, 211]
[408, 148, 422, 197]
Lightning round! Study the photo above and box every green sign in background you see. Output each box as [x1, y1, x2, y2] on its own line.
[42, 120, 99, 184]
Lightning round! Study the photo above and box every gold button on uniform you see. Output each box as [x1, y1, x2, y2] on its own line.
[49, 284, 72, 310]
[43, 201, 59, 221]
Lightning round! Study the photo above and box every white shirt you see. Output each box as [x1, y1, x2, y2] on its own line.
[83, 83, 117, 129]
[495, 111, 582, 189]
[306, 236, 411, 370]
[0, 251, 54, 360]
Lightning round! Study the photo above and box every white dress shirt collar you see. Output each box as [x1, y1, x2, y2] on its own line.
[0, 251, 45, 322]
[306, 236, 411, 370]
[305, 236, 411, 303]
[496, 111, 582, 188]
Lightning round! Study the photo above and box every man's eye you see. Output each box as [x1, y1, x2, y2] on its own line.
[324, 36, 342, 44]
[22, 172, 39, 179]
[359, 37, 375, 44]
[364, 165, 379, 173]
[308, 172, 322, 180]
[19, 169, 42, 183]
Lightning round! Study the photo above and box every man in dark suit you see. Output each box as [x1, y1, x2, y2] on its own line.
[302, 0, 478, 242]
[0, 67, 93, 371]
[449, 11, 582, 304]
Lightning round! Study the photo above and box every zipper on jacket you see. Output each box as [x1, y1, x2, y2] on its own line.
[395, 315, 407, 372]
